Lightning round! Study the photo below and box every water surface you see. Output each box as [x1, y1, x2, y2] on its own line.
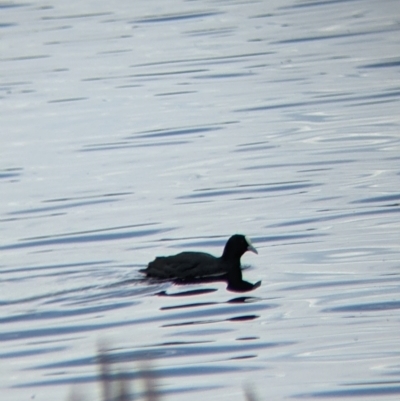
[1, 0, 400, 400]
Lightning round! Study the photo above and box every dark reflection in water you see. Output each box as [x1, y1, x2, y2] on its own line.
[159, 295, 261, 311]
[361, 58, 400, 69]
[0, 167, 22, 179]
[0, 260, 111, 277]
[157, 288, 217, 297]
[283, 277, 397, 292]
[0, 302, 136, 324]
[162, 314, 260, 327]
[15, 364, 257, 389]
[228, 296, 261, 303]
[133, 126, 222, 139]
[296, 384, 400, 398]
[323, 301, 400, 313]
[236, 89, 400, 112]
[228, 315, 259, 322]
[0, 226, 171, 251]
[351, 193, 400, 204]
[161, 302, 216, 311]
[0, 346, 66, 359]
[31, 339, 290, 372]
[133, 11, 223, 24]
[0, 300, 277, 342]
[177, 181, 322, 200]
[269, 207, 400, 228]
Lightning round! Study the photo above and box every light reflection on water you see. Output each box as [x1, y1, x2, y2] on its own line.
[1, 0, 400, 400]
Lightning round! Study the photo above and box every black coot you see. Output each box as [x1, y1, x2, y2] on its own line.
[140, 234, 261, 292]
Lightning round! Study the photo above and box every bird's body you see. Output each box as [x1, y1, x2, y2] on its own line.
[140, 234, 261, 292]
[144, 251, 226, 279]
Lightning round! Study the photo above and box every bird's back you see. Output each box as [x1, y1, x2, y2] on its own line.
[143, 251, 226, 279]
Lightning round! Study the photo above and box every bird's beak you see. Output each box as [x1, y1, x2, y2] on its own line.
[247, 244, 258, 254]
[245, 235, 258, 254]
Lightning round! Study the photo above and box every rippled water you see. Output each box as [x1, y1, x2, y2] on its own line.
[1, 0, 400, 400]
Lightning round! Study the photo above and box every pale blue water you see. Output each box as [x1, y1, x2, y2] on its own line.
[1, 0, 400, 400]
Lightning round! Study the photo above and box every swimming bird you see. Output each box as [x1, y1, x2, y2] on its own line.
[140, 234, 261, 292]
